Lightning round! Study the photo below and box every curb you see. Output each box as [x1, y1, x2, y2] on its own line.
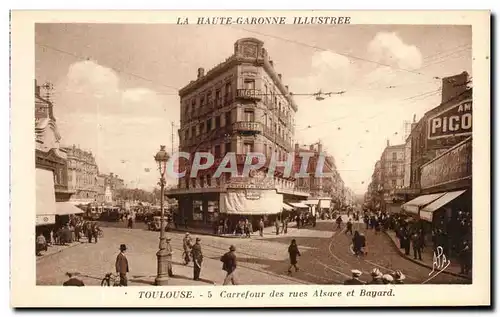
[36, 242, 83, 262]
[382, 231, 471, 280]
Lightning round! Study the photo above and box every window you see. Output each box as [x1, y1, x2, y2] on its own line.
[206, 118, 212, 131]
[200, 95, 205, 107]
[391, 179, 397, 187]
[191, 99, 196, 109]
[243, 142, 254, 154]
[269, 118, 273, 128]
[392, 165, 397, 174]
[225, 111, 232, 126]
[214, 145, 221, 158]
[215, 116, 221, 129]
[191, 126, 196, 138]
[185, 130, 189, 140]
[225, 142, 232, 154]
[200, 122, 205, 134]
[392, 152, 397, 160]
[244, 109, 254, 122]
[225, 83, 232, 99]
[215, 89, 221, 107]
[244, 79, 255, 90]
[264, 84, 268, 103]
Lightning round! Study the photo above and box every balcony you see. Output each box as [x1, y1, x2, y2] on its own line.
[233, 121, 263, 134]
[236, 89, 262, 101]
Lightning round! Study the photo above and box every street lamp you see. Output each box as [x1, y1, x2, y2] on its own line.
[154, 145, 170, 285]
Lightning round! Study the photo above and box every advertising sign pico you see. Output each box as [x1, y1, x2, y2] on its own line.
[428, 99, 472, 140]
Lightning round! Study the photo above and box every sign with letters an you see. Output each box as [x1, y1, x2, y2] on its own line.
[428, 99, 472, 140]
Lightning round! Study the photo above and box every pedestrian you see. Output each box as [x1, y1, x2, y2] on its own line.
[63, 272, 85, 286]
[352, 231, 362, 255]
[287, 239, 301, 275]
[282, 217, 288, 234]
[259, 218, 264, 237]
[411, 232, 423, 261]
[344, 269, 365, 285]
[336, 215, 343, 230]
[127, 216, 134, 229]
[345, 218, 353, 235]
[220, 245, 237, 285]
[115, 244, 129, 286]
[36, 232, 47, 256]
[191, 238, 203, 281]
[368, 268, 384, 284]
[312, 214, 317, 227]
[459, 240, 472, 275]
[86, 222, 92, 244]
[275, 219, 280, 236]
[296, 215, 300, 229]
[183, 233, 193, 264]
[382, 274, 394, 284]
[392, 270, 406, 284]
[166, 237, 174, 277]
[403, 231, 411, 256]
[92, 222, 99, 244]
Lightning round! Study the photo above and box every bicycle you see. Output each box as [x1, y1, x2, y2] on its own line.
[100, 273, 121, 287]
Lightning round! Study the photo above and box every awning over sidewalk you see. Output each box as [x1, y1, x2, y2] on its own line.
[282, 203, 293, 211]
[419, 190, 467, 221]
[402, 193, 446, 215]
[303, 200, 319, 205]
[287, 202, 309, 209]
[56, 202, 85, 215]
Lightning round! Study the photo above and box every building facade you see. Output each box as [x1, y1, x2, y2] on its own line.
[63, 145, 99, 203]
[167, 38, 309, 228]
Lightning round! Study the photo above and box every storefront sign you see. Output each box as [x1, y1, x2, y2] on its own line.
[36, 215, 56, 226]
[420, 138, 472, 189]
[428, 100, 472, 140]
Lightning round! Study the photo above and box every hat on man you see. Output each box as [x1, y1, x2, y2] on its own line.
[392, 270, 406, 280]
[185, 232, 190, 236]
[229, 245, 236, 251]
[166, 237, 172, 241]
[371, 268, 382, 277]
[120, 244, 127, 251]
[382, 274, 394, 284]
[196, 237, 201, 242]
[351, 269, 362, 277]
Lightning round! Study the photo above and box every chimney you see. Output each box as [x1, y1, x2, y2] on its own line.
[197, 68, 205, 79]
[269, 60, 274, 67]
[441, 71, 469, 104]
[386, 140, 390, 147]
[294, 143, 299, 152]
[413, 114, 416, 123]
[278, 74, 282, 81]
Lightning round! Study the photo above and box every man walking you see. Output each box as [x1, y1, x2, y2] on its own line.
[345, 218, 353, 235]
[166, 237, 174, 277]
[115, 244, 129, 286]
[282, 217, 288, 234]
[191, 238, 203, 281]
[258, 218, 264, 237]
[275, 219, 280, 236]
[287, 239, 301, 275]
[220, 245, 237, 285]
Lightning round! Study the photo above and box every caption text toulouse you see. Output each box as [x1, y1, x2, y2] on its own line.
[137, 289, 395, 300]
[177, 16, 351, 25]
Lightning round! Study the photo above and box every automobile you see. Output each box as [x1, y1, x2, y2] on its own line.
[147, 216, 169, 232]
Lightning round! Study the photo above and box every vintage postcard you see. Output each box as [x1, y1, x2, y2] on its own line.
[10, 10, 490, 307]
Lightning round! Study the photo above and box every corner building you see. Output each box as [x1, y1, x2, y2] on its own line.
[168, 38, 309, 230]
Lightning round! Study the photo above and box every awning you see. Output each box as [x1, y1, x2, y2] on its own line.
[56, 202, 85, 215]
[303, 200, 319, 205]
[282, 203, 293, 211]
[287, 202, 309, 209]
[402, 193, 446, 214]
[421, 190, 467, 214]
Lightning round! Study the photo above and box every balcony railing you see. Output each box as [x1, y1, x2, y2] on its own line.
[233, 121, 263, 133]
[236, 89, 262, 100]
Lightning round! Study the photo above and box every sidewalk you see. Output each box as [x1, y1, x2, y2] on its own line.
[384, 230, 471, 280]
[36, 241, 82, 261]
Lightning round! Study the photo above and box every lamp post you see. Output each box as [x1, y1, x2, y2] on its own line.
[154, 145, 170, 285]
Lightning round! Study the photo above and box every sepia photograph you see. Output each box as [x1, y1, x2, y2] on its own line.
[10, 10, 490, 307]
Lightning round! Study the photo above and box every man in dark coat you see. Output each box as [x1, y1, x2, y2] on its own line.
[115, 244, 129, 286]
[63, 272, 85, 286]
[344, 269, 365, 285]
[221, 245, 237, 285]
[191, 238, 203, 281]
[411, 232, 423, 260]
[287, 239, 301, 274]
[345, 219, 353, 235]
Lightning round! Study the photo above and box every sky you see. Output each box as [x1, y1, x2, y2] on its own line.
[35, 24, 472, 194]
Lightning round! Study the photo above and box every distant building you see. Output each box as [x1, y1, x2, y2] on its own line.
[62, 145, 99, 203]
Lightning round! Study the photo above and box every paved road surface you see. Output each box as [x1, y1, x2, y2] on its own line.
[37, 218, 470, 285]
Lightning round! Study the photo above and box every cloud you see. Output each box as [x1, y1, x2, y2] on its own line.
[53, 61, 178, 190]
[368, 32, 423, 70]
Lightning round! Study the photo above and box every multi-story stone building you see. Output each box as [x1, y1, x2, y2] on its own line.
[35, 80, 80, 230]
[167, 37, 309, 229]
[62, 145, 99, 203]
